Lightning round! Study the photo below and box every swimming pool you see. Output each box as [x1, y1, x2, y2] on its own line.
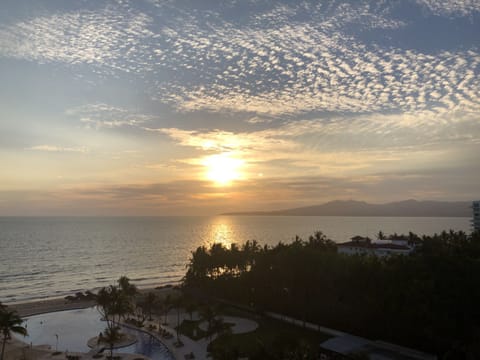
[15, 307, 174, 360]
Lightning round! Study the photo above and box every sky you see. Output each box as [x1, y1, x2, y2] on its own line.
[0, 0, 479, 215]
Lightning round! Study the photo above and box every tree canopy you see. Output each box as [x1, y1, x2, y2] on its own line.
[184, 230, 480, 358]
[0, 305, 27, 360]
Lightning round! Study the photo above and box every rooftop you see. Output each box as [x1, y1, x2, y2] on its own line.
[337, 241, 411, 250]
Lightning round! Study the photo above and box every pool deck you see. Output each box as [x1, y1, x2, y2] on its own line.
[2, 338, 152, 360]
[9, 287, 176, 317]
[5, 296, 259, 360]
[122, 311, 258, 360]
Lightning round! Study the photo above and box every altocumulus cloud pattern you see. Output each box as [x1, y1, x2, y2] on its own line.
[0, 0, 479, 214]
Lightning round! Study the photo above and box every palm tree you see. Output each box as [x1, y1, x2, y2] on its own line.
[96, 286, 116, 330]
[102, 326, 122, 359]
[143, 292, 157, 321]
[0, 310, 27, 360]
[118, 276, 137, 299]
[185, 301, 197, 321]
[117, 276, 137, 319]
[209, 317, 226, 340]
[162, 295, 172, 325]
[156, 302, 164, 331]
[96, 285, 131, 330]
[186, 246, 210, 282]
[171, 296, 183, 342]
[200, 305, 217, 340]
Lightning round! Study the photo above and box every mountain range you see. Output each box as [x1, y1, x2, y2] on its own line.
[222, 200, 472, 217]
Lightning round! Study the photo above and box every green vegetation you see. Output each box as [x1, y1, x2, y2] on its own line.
[96, 283, 133, 331]
[208, 315, 330, 359]
[101, 326, 122, 358]
[184, 230, 480, 358]
[175, 300, 328, 359]
[177, 319, 207, 340]
[0, 304, 27, 360]
[95, 276, 138, 357]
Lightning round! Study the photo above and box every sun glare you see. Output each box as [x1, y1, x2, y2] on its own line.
[203, 153, 244, 186]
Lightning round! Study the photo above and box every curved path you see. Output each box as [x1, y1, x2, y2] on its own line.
[6, 304, 257, 360]
[198, 315, 258, 334]
[142, 310, 258, 360]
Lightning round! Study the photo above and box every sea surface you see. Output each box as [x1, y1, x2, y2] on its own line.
[0, 216, 471, 303]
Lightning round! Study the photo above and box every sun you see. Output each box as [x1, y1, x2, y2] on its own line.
[203, 153, 244, 186]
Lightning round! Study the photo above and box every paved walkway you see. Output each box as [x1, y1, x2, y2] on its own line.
[141, 310, 258, 360]
[198, 315, 258, 335]
[5, 309, 258, 360]
[2, 338, 151, 360]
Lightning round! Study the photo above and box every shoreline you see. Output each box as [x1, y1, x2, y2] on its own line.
[4, 286, 182, 360]
[8, 285, 180, 318]
[9, 297, 96, 318]
[2, 280, 183, 307]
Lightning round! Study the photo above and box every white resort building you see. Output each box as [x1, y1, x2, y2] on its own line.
[473, 201, 480, 232]
[337, 236, 414, 257]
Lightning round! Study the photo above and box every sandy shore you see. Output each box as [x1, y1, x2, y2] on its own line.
[8, 285, 179, 317]
[3, 286, 181, 360]
[3, 285, 261, 360]
[9, 297, 96, 317]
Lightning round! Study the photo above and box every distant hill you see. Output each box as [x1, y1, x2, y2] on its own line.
[222, 200, 472, 217]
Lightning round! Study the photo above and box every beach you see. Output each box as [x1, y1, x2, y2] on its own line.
[3, 286, 180, 360]
[1, 216, 470, 305]
[3, 284, 262, 360]
[9, 286, 178, 317]
[10, 297, 95, 318]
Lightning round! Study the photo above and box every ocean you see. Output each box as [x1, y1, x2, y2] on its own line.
[0, 216, 471, 304]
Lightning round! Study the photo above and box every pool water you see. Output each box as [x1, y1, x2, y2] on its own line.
[120, 327, 174, 360]
[15, 307, 174, 360]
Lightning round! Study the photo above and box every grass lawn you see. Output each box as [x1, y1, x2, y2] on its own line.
[177, 304, 332, 358]
[177, 319, 208, 340]
[177, 318, 234, 341]
[208, 307, 332, 358]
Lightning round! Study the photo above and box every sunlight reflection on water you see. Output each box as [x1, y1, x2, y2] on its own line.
[0, 216, 471, 303]
[207, 219, 235, 248]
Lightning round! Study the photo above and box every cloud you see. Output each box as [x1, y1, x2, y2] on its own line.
[154, 106, 480, 152]
[1, 1, 478, 119]
[0, 4, 154, 73]
[26, 145, 87, 153]
[2, 165, 477, 216]
[147, 126, 297, 157]
[150, 3, 479, 118]
[66, 103, 156, 129]
[146, 105, 480, 183]
[244, 116, 275, 124]
[416, 0, 480, 16]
